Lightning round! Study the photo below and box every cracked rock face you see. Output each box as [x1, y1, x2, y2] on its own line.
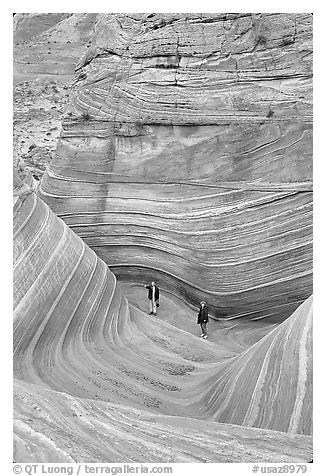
[40, 13, 313, 321]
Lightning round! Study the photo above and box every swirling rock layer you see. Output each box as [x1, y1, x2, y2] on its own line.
[14, 182, 312, 461]
[39, 13, 313, 320]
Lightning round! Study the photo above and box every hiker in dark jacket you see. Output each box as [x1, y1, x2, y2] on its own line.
[197, 301, 209, 338]
[145, 281, 160, 316]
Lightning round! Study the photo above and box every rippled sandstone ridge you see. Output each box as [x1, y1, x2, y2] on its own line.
[39, 13, 312, 321]
[14, 13, 313, 463]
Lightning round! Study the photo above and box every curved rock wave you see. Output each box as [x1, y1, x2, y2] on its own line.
[194, 296, 312, 434]
[40, 174, 312, 320]
[14, 183, 312, 461]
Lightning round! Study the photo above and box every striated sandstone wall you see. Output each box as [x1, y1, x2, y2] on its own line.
[39, 13, 313, 320]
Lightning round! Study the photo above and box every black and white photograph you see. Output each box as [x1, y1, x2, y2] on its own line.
[12, 4, 315, 471]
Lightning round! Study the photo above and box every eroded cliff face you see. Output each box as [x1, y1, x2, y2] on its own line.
[39, 13, 313, 321]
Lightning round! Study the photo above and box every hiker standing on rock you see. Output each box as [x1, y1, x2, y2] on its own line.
[145, 281, 160, 316]
[198, 301, 209, 338]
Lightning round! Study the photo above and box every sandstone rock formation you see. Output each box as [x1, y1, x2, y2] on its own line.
[14, 13, 313, 463]
[14, 179, 312, 461]
[195, 295, 312, 435]
[40, 13, 313, 321]
[14, 380, 312, 463]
